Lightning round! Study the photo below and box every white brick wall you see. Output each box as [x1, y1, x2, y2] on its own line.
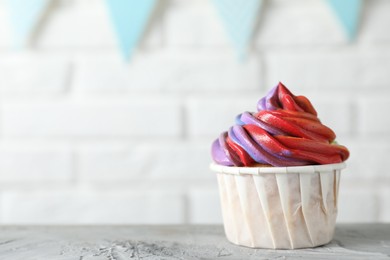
[74, 50, 262, 94]
[360, 0, 390, 43]
[358, 96, 390, 136]
[0, 0, 389, 224]
[187, 96, 261, 138]
[2, 98, 182, 137]
[165, 0, 228, 47]
[337, 186, 379, 223]
[0, 54, 69, 95]
[0, 143, 72, 182]
[256, 0, 345, 45]
[188, 188, 221, 224]
[36, 0, 118, 48]
[265, 50, 390, 91]
[0, 5, 12, 48]
[342, 139, 390, 182]
[78, 142, 212, 181]
[1, 190, 184, 224]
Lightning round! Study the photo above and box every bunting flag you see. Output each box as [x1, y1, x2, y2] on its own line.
[4, 0, 365, 59]
[106, 0, 157, 61]
[327, 0, 363, 40]
[212, 0, 263, 59]
[6, 0, 51, 48]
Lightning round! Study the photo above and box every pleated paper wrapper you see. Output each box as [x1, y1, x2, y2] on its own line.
[210, 162, 346, 249]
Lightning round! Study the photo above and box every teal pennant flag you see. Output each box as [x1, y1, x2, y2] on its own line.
[106, 0, 157, 61]
[212, 0, 263, 60]
[327, 0, 363, 40]
[6, 0, 51, 48]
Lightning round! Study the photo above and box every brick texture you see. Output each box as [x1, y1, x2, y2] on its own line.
[342, 139, 390, 182]
[358, 96, 390, 136]
[78, 142, 213, 181]
[2, 99, 182, 137]
[165, 1, 228, 47]
[187, 96, 261, 138]
[360, 0, 390, 43]
[188, 188, 222, 224]
[0, 144, 72, 182]
[265, 50, 390, 91]
[256, 0, 345, 46]
[0, 0, 389, 224]
[0, 7, 12, 48]
[337, 186, 379, 223]
[36, 0, 163, 48]
[74, 50, 262, 94]
[1, 190, 184, 224]
[0, 54, 69, 95]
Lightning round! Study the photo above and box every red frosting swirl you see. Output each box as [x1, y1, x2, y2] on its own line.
[211, 83, 350, 167]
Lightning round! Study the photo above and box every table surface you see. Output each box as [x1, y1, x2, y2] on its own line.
[0, 224, 389, 260]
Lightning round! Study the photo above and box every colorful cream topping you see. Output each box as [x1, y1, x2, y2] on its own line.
[211, 83, 349, 167]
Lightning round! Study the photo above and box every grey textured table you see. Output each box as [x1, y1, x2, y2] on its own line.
[0, 224, 389, 260]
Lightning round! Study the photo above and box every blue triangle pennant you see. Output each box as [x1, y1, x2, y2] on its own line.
[327, 0, 363, 40]
[212, 0, 263, 60]
[6, 0, 51, 48]
[106, 0, 157, 61]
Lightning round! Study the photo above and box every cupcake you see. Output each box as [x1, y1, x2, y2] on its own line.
[210, 82, 349, 249]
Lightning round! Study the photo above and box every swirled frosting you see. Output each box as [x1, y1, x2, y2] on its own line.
[211, 82, 349, 167]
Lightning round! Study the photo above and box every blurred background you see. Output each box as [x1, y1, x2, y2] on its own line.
[0, 0, 389, 224]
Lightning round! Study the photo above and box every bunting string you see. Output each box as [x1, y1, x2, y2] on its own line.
[5, 0, 364, 61]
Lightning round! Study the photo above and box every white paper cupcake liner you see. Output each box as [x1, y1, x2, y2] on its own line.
[210, 162, 346, 249]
